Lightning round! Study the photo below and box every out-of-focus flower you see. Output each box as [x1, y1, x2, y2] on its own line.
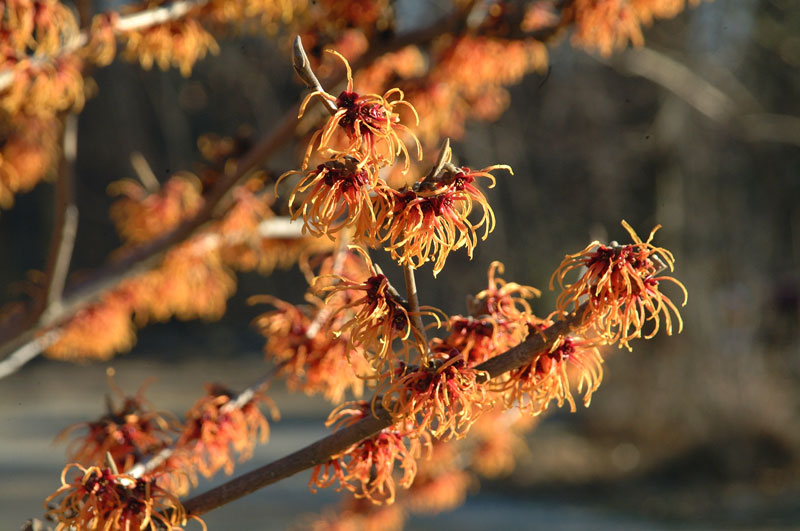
[251, 295, 373, 402]
[44, 464, 200, 531]
[302, 496, 406, 531]
[85, 12, 118, 67]
[381, 351, 490, 440]
[45, 290, 137, 361]
[108, 173, 203, 245]
[311, 402, 430, 505]
[300, 51, 421, 171]
[174, 384, 277, 480]
[134, 245, 236, 322]
[405, 440, 472, 515]
[566, 0, 699, 56]
[467, 406, 531, 478]
[550, 220, 688, 349]
[405, 36, 548, 146]
[58, 375, 177, 472]
[121, 17, 219, 77]
[1, 54, 87, 117]
[0, 115, 59, 208]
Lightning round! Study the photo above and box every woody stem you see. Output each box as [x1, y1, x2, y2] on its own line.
[402, 264, 428, 353]
[181, 304, 586, 516]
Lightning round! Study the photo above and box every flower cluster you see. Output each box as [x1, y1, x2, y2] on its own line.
[550, 220, 688, 349]
[315, 247, 439, 370]
[171, 384, 277, 482]
[381, 353, 490, 440]
[44, 464, 199, 531]
[58, 376, 177, 471]
[311, 402, 430, 505]
[299, 51, 421, 172]
[252, 294, 373, 403]
[501, 334, 604, 415]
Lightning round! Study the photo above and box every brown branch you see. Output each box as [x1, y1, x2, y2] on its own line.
[40, 114, 80, 322]
[181, 305, 586, 516]
[293, 36, 338, 115]
[403, 264, 428, 350]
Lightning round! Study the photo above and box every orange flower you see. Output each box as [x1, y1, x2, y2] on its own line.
[108, 173, 203, 245]
[45, 290, 137, 361]
[429, 261, 542, 365]
[501, 335, 604, 415]
[300, 51, 421, 171]
[316, 247, 438, 370]
[405, 468, 472, 515]
[405, 439, 471, 515]
[467, 406, 531, 478]
[310, 402, 430, 505]
[121, 17, 219, 77]
[0, 115, 60, 208]
[85, 12, 118, 67]
[44, 464, 201, 531]
[58, 379, 177, 472]
[278, 156, 390, 242]
[430, 316, 502, 367]
[550, 220, 688, 349]
[304, 496, 406, 531]
[134, 244, 236, 323]
[471, 261, 540, 320]
[1, 53, 87, 117]
[567, 0, 699, 57]
[175, 384, 277, 479]
[381, 352, 490, 440]
[251, 295, 373, 402]
[378, 164, 510, 276]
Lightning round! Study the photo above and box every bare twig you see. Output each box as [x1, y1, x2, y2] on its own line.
[41, 114, 80, 322]
[181, 305, 586, 516]
[0, 330, 61, 380]
[129, 152, 160, 193]
[403, 264, 428, 349]
[292, 36, 338, 115]
[0, 216, 304, 378]
[608, 47, 800, 147]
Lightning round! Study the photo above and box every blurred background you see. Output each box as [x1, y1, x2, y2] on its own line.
[1, 0, 799, 528]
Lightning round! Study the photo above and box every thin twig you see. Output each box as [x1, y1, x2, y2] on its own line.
[305, 231, 352, 339]
[129, 152, 160, 193]
[0, 330, 61, 379]
[292, 36, 338, 115]
[402, 264, 428, 349]
[181, 305, 586, 516]
[0, 216, 304, 378]
[41, 114, 80, 322]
